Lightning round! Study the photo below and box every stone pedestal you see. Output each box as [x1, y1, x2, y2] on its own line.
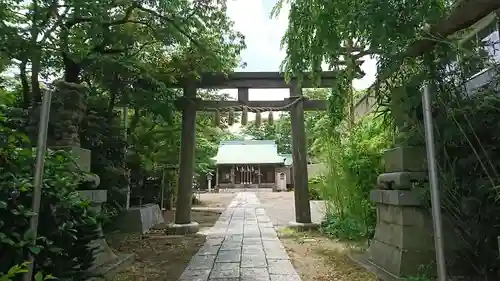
[78, 190, 119, 268]
[54, 146, 92, 172]
[77, 189, 135, 279]
[351, 146, 462, 280]
[368, 189, 436, 277]
[116, 203, 164, 234]
[367, 147, 434, 278]
[28, 80, 133, 279]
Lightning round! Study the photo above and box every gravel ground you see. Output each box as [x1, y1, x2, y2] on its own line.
[254, 190, 326, 228]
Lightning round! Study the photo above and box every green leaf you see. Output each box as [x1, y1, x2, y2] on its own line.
[44, 274, 57, 280]
[7, 263, 28, 276]
[48, 247, 63, 254]
[34, 272, 43, 281]
[29, 247, 41, 255]
[24, 211, 36, 217]
[1, 237, 15, 246]
[0, 201, 7, 209]
[7, 264, 20, 276]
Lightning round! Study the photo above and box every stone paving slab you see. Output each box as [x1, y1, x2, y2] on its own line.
[178, 192, 302, 281]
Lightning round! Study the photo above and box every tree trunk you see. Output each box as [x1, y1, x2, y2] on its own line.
[63, 52, 82, 83]
[30, 53, 41, 104]
[19, 60, 31, 108]
[129, 108, 141, 134]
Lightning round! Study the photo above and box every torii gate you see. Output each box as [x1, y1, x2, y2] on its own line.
[166, 72, 336, 234]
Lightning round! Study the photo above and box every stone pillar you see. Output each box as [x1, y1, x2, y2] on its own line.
[365, 146, 460, 278]
[78, 190, 120, 269]
[27, 81, 84, 146]
[215, 167, 219, 187]
[231, 165, 235, 187]
[27, 81, 92, 171]
[289, 83, 312, 225]
[167, 83, 199, 235]
[29, 81, 133, 272]
[258, 164, 261, 188]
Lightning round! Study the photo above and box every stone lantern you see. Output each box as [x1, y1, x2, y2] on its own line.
[207, 172, 213, 193]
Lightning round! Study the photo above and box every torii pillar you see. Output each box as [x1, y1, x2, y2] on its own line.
[288, 82, 314, 228]
[165, 83, 200, 235]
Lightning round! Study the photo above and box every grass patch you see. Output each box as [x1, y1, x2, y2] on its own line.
[278, 229, 377, 281]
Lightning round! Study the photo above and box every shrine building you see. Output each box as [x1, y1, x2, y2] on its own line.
[212, 140, 293, 189]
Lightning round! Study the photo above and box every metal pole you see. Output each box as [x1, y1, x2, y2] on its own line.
[422, 83, 447, 281]
[24, 87, 53, 281]
[123, 107, 130, 209]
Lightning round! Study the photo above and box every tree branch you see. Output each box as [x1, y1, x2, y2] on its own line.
[134, 5, 206, 54]
[64, 2, 139, 30]
[39, 6, 69, 44]
[38, 0, 58, 28]
[371, 0, 500, 92]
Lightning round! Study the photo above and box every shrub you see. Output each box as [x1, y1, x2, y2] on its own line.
[321, 213, 370, 240]
[0, 114, 101, 281]
[318, 115, 390, 240]
[80, 103, 128, 220]
[0, 262, 54, 281]
[308, 176, 325, 200]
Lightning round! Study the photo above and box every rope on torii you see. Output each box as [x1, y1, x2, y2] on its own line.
[219, 97, 302, 127]
[196, 97, 303, 127]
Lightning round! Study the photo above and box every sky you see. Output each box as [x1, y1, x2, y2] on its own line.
[224, 0, 377, 130]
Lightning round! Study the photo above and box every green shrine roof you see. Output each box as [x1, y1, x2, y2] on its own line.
[212, 140, 286, 165]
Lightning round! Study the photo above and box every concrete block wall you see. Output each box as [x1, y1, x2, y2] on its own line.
[354, 93, 376, 121]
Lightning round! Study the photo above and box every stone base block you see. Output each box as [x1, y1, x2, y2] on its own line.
[52, 146, 91, 172]
[288, 221, 320, 231]
[165, 222, 200, 235]
[384, 146, 427, 173]
[373, 220, 434, 250]
[376, 203, 428, 227]
[370, 189, 422, 206]
[368, 239, 435, 277]
[78, 190, 107, 204]
[115, 204, 164, 234]
[377, 171, 428, 189]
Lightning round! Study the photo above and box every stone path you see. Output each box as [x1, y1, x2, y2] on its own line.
[179, 192, 301, 281]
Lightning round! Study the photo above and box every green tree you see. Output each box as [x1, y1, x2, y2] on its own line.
[273, 0, 447, 77]
[1, 0, 245, 108]
[0, 0, 247, 209]
[272, 0, 448, 128]
[241, 114, 292, 154]
[241, 89, 333, 157]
